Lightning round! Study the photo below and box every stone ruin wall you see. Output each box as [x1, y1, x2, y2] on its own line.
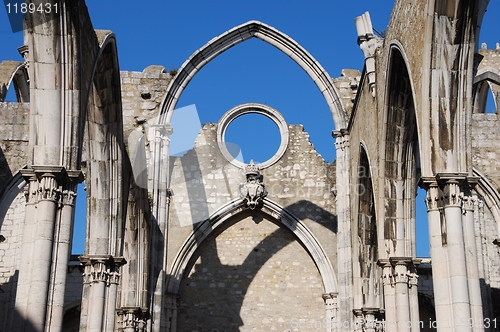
[0, 102, 29, 193]
[472, 113, 500, 190]
[0, 191, 25, 330]
[167, 122, 337, 330]
[120, 66, 173, 140]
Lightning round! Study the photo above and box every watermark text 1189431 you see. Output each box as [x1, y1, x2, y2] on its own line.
[3, 1, 59, 33]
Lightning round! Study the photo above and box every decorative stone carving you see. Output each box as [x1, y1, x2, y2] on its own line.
[333, 130, 350, 151]
[80, 256, 126, 285]
[239, 161, 267, 209]
[117, 308, 146, 332]
[424, 182, 440, 211]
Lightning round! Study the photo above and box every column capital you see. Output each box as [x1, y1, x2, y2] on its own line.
[332, 130, 350, 151]
[148, 123, 173, 137]
[117, 307, 147, 331]
[461, 194, 477, 212]
[389, 256, 413, 266]
[376, 258, 391, 267]
[332, 128, 349, 138]
[79, 255, 126, 285]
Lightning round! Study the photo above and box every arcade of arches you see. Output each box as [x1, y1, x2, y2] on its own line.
[1, 1, 500, 331]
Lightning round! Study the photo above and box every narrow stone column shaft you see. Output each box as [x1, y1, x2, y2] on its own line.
[12, 177, 39, 331]
[425, 182, 453, 332]
[45, 185, 77, 332]
[379, 260, 396, 330]
[87, 261, 107, 332]
[442, 180, 471, 332]
[333, 131, 353, 330]
[462, 196, 484, 332]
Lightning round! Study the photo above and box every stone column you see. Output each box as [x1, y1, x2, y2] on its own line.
[165, 292, 179, 332]
[117, 308, 146, 332]
[14, 166, 79, 332]
[105, 269, 121, 332]
[378, 259, 396, 331]
[391, 257, 412, 332]
[333, 130, 353, 330]
[461, 195, 484, 332]
[12, 174, 39, 330]
[323, 292, 339, 332]
[408, 268, 421, 332]
[424, 180, 453, 331]
[440, 176, 472, 332]
[79, 256, 125, 332]
[363, 308, 379, 332]
[148, 124, 173, 332]
[45, 171, 81, 332]
[353, 308, 382, 332]
[353, 309, 364, 332]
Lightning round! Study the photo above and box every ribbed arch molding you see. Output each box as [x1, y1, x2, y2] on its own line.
[167, 197, 337, 295]
[158, 20, 347, 129]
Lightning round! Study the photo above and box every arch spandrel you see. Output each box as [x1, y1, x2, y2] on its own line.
[158, 20, 347, 130]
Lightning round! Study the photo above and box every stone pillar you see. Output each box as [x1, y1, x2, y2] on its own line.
[164, 292, 179, 332]
[148, 124, 172, 332]
[79, 256, 125, 332]
[462, 195, 484, 332]
[353, 308, 383, 332]
[13, 166, 80, 332]
[45, 172, 81, 332]
[12, 174, 39, 330]
[323, 292, 339, 332]
[105, 270, 121, 332]
[424, 180, 453, 331]
[391, 257, 413, 332]
[378, 259, 396, 330]
[440, 177, 472, 332]
[333, 130, 353, 330]
[117, 308, 146, 332]
[363, 308, 379, 332]
[353, 309, 364, 332]
[408, 269, 421, 332]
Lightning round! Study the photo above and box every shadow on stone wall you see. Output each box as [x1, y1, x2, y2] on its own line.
[0, 145, 13, 197]
[176, 203, 335, 331]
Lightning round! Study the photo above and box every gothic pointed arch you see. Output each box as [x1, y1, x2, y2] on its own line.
[157, 20, 347, 129]
[382, 44, 420, 257]
[166, 198, 337, 295]
[354, 143, 380, 309]
[0, 61, 29, 102]
[81, 32, 128, 258]
[473, 67, 500, 113]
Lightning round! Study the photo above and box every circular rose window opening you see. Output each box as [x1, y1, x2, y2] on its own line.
[217, 103, 289, 169]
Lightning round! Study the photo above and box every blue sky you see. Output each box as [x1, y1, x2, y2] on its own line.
[2, 1, 499, 256]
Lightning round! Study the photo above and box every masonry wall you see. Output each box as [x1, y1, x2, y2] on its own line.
[0, 191, 25, 331]
[472, 113, 500, 190]
[120, 67, 172, 139]
[0, 102, 29, 194]
[476, 199, 500, 322]
[178, 211, 326, 331]
[167, 122, 337, 329]
[167, 123, 337, 270]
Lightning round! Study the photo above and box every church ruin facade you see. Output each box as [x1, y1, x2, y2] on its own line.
[1, 0, 500, 331]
